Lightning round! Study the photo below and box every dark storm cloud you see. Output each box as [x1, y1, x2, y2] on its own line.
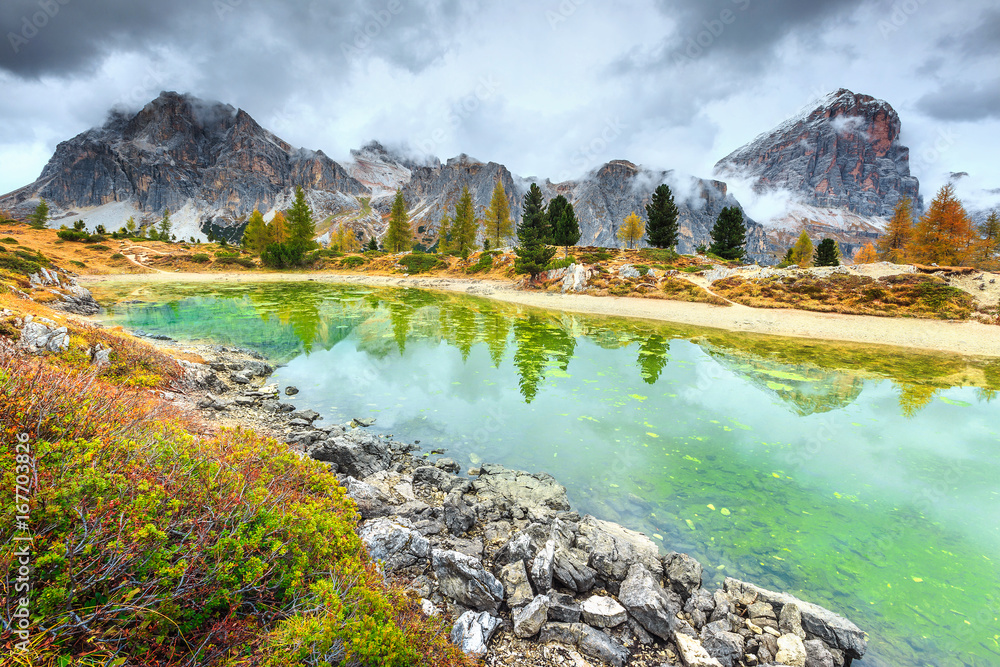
[950, 7, 1000, 58]
[917, 79, 1000, 122]
[0, 0, 471, 79]
[658, 0, 864, 56]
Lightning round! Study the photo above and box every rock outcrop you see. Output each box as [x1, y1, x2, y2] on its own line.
[0, 91, 366, 238]
[716, 88, 921, 217]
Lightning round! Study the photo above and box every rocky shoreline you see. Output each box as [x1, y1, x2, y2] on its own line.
[159, 339, 868, 667]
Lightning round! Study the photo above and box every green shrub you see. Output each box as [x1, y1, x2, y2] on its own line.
[682, 265, 705, 273]
[467, 251, 499, 274]
[0, 237, 18, 244]
[0, 254, 40, 275]
[638, 248, 679, 264]
[398, 253, 447, 274]
[340, 255, 367, 269]
[189, 253, 211, 263]
[57, 228, 89, 242]
[261, 242, 305, 269]
[634, 264, 651, 276]
[0, 353, 472, 667]
[215, 256, 255, 268]
[578, 249, 613, 263]
[84, 244, 111, 251]
[215, 250, 239, 258]
[69, 260, 87, 268]
[110, 253, 126, 260]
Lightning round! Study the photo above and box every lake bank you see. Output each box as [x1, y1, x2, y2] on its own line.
[79, 271, 1000, 358]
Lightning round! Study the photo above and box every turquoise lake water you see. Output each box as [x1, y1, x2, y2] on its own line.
[91, 280, 1000, 667]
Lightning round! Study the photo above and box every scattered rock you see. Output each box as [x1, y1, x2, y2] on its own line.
[431, 548, 504, 614]
[530, 539, 555, 592]
[359, 517, 430, 570]
[576, 515, 662, 593]
[284, 385, 299, 395]
[724, 578, 867, 660]
[513, 594, 550, 638]
[451, 610, 501, 656]
[618, 561, 679, 640]
[18, 321, 69, 353]
[230, 372, 250, 385]
[499, 560, 534, 608]
[444, 492, 476, 536]
[547, 593, 582, 624]
[665, 551, 704, 596]
[352, 417, 376, 427]
[309, 430, 393, 478]
[703, 631, 744, 667]
[552, 545, 597, 593]
[804, 639, 836, 667]
[539, 623, 629, 667]
[674, 631, 724, 667]
[580, 595, 627, 628]
[780, 602, 807, 640]
[435, 457, 460, 473]
[776, 633, 808, 667]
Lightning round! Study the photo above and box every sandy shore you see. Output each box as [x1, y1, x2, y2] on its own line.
[79, 271, 1000, 358]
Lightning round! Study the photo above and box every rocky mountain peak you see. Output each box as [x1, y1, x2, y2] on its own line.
[715, 88, 920, 218]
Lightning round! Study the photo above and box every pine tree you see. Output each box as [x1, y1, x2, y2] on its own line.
[286, 187, 316, 250]
[852, 242, 879, 264]
[125, 216, 137, 235]
[29, 199, 49, 229]
[879, 197, 914, 264]
[977, 210, 1000, 265]
[450, 185, 478, 255]
[384, 189, 412, 253]
[646, 184, 680, 249]
[268, 211, 289, 244]
[814, 238, 840, 266]
[437, 212, 451, 253]
[617, 211, 645, 249]
[550, 196, 580, 258]
[242, 209, 269, 254]
[708, 206, 747, 260]
[790, 231, 814, 267]
[158, 208, 172, 240]
[482, 180, 513, 249]
[910, 184, 973, 266]
[514, 183, 555, 277]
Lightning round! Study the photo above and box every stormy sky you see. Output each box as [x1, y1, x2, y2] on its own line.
[1, 0, 998, 213]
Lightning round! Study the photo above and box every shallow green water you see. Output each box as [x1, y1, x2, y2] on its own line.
[92, 280, 1000, 667]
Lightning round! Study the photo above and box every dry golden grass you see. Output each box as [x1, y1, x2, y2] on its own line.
[712, 272, 975, 320]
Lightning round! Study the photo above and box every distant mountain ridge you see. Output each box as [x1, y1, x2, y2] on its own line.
[1, 89, 920, 262]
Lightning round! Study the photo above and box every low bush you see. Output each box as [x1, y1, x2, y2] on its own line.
[712, 273, 974, 320]
[83, 244, 111, 251]
[398, 252, 447, 274]
[634, 264, 650, 276]
[578, 249, 613, 263]
[467, 251, 499, 274]
[638, 248, 679, 264]
[69, 260, 86, 268]
[189, 253, 211, 263]
[110, 253, 126, 260]
[56, 228, 88, 242]
[261, 242, 304, 269]
[0, 237, 18, 244]
[339, 255, 367, 269]
[215, 256, 255, 268]
[0, 351, 472, 667]
[0, 253, 41, 276]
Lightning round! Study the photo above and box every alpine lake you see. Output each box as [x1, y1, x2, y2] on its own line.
[89, 279, 1000, 667]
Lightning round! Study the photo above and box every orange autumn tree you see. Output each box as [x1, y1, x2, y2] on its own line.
[878, 197, 914, 263]
[852, 242, 879, 264]
[909, 184, 974, 266]
[268, 211, 289, 244]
